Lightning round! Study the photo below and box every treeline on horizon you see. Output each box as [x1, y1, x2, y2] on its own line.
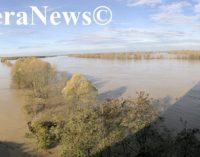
[69, 50, 200, 60]
[1, 50, 200, 63]
[1, 55, 56, 67]
[0, 55, 54, 61]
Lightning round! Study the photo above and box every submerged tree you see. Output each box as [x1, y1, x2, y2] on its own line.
[11, 57, 57, 98]
[62, 73, 98, 108]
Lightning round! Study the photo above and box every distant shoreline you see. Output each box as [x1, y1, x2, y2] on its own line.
[1, 50, 200, 61]
[68, 50, 200, 60]
[0, 55, 57, 61]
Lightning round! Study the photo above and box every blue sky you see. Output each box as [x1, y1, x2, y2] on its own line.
[0, 0, 200, 56]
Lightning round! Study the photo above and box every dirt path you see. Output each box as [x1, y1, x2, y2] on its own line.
[0, 63, 38, 157]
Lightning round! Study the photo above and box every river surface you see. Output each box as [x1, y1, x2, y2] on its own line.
[44, 56, 200, 103]
[0, 63, 27, 142]
[0, 62, 38, 156]
[44, 56, 200, 130]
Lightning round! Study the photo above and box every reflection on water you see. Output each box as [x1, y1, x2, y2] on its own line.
[44, 56, 200, 104]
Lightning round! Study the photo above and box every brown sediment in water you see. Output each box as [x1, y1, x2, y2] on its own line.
[0, 63, 58, 157]
[0, 63, 41, 157]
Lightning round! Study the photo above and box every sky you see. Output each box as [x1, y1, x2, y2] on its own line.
[0, 0, 200, 56]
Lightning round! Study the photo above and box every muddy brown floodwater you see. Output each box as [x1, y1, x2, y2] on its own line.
[45, 56, 200, 102]
[45, 56, 200, 130]
[0, 62, 39, 157]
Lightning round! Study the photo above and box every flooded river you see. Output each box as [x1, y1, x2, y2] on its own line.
[45, 56, 200, 130]
[1, 56, 200, 147]
[45, 56, 200, 102]
[0, 62, 42, 157]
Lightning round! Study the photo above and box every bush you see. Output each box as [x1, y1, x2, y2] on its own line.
[60, 92, 157, 157]
[60, 108, 105, 157]
[62, 73, 98, 108]
[11, 57, 56, 99]
[29, 120, 62, 149]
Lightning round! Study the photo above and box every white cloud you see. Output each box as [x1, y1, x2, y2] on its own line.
[3, 26, 199, 55]
[109, 27, 186, 37]
[56, 27, 192, 52]
[151, 1, 200, 24]
[160, 1, 191, 13]
[194, 3, 200, 14]
[127, 0, 162, 7]
[151, 13, 197, 24]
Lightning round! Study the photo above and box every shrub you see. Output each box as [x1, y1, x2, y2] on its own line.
[60, 108, 105, 157]
[11, 57, 56, 98]
[60, 92, 157, 157]
[62, 73, 98, 108]
[30, 120, 62, 149]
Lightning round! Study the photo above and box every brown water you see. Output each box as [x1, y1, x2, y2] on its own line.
[45, 56, 200, 130]
[0, 63, 39, 157]
[0, 63, 27, 141]
[45, 56, 200, 102]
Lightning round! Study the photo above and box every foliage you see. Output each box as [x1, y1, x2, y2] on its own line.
[30, 120, 63, 149]
[69, 51, 200, 60]
[62, 73, 98, 108]
[69, 52, 164, 60]
[60, 108, 105, 157]
[60, 92, 157, 157]
[11, 57, 67, 120]
[174, 120, 200, 157]
[11, 57, 57, 99]
[0, 58, 13, 66]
